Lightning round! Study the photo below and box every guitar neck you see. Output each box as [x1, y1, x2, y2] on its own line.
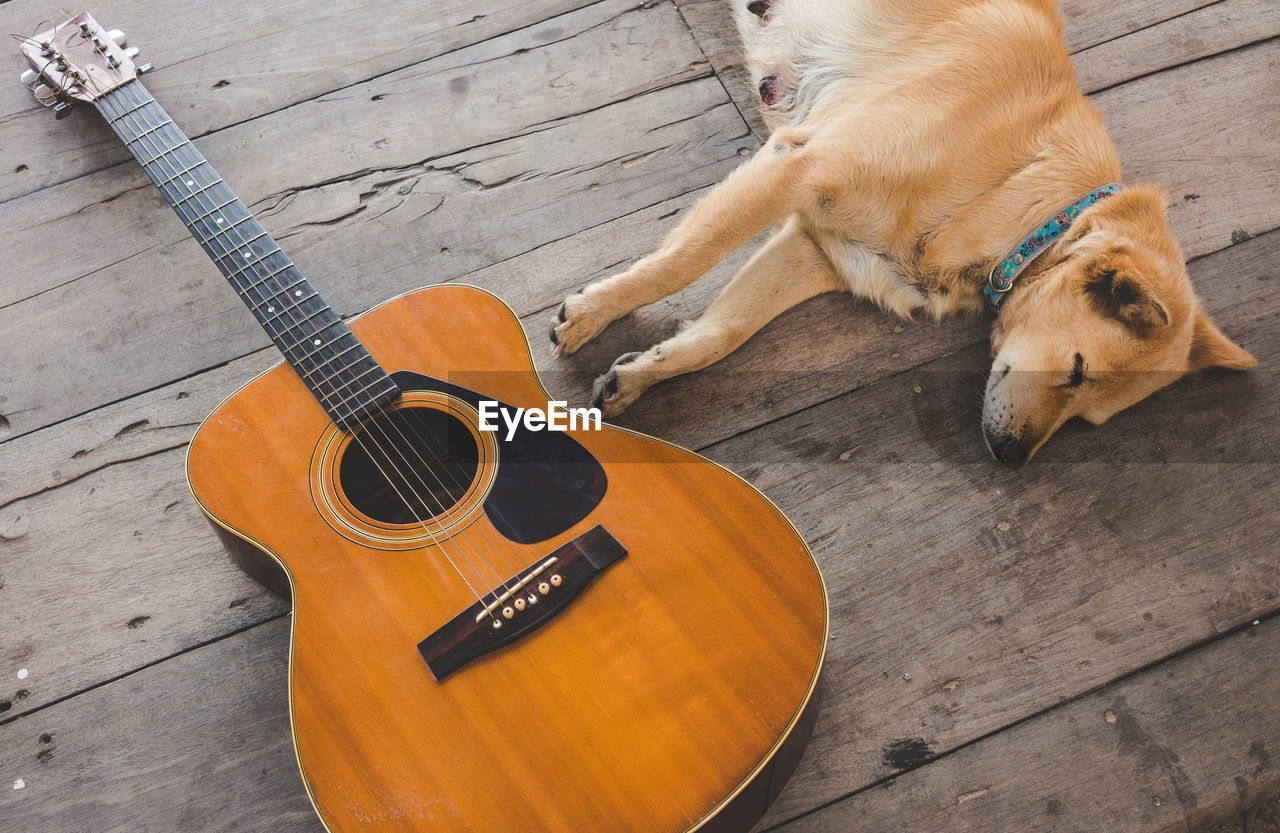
[93, 80, 400, 429]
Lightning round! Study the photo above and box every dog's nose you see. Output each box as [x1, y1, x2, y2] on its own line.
[987, 434, 1027, 466]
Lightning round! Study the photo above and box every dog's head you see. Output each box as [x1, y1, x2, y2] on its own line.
[984, 185, 1255, 464]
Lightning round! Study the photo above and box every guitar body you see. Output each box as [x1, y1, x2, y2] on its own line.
[186, 284, 827, 833]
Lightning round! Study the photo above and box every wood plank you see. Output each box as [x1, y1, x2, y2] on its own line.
[0, 0, 713, 309]
[0, 446, 289, 719]
[0, 618, 321, 832]
[0, 0, 602, 203]
[1060, 0, 1222, 52]
[775, 617, 1280, 833]
[1099, 40, 1280, 256]
[1074, 0, 1280, 93]
[697, 230, 1280, 826]
[0, 349, 281, 509]
[0, 1, 748, 441]
[673, 0, 770, 141]
[673, 0, 1228, 142]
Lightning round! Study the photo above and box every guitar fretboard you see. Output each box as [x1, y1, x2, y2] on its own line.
[93, 81, 399, 429]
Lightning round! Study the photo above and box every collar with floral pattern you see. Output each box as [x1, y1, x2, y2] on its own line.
[983, 183, 1124, 313]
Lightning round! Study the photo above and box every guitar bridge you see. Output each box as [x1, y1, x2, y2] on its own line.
[417, 525, 626, 681]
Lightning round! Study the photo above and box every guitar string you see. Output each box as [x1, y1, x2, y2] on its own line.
[95, 85, 519, 598]
[98, 84, 526, 624]
[109, 80, 552, 620]
[101, 81, 541, 608]
[100, 83, 693, 807]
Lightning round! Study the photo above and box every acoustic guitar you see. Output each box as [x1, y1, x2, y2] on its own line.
[19, 14, 827, 832]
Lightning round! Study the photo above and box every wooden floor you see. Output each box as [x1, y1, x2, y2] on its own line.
[2, 0, 1278, 830]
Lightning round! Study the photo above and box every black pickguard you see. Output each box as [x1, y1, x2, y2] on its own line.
[390, 370, 606, 545]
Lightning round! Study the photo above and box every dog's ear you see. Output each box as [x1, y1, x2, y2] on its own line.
[1081, 249, 1170, 332]
[1188, 306, 1256, 370]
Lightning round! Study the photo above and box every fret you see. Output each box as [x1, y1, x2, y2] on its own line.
[186, 196, 239, 224]
[300, 353, 370, 395]
[272, 307, 341, 345]
[131, 117, 176, 142]
[299, 341, 365, 384]
[197, 217, 263, 252]
[94, 81, 400, 429]
[329, 372, 398, 415]
[258, 276, 311, 307]
[106, 98, 151, 121]
[231, 260, 293, 298]
[213, 232, 272, 261]
[169, 177, 224, 206]
[263, 300, 335, 334]
[282, 325, 345, 363]
[138, 139, 192, 168]
[158, 159, 207, 188]
[318, 359, 384, 396]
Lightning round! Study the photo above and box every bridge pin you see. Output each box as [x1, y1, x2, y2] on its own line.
[537, 582, 550, 595]
[513, 598, 526, 611]
[502, 606, 515, 619]
[549, 574, 563, 587]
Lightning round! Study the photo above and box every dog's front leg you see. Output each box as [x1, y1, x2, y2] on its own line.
[590, 218, 843, 416]
[550, 128, 814, 356]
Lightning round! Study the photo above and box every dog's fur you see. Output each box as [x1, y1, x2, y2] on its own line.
[549, 0, 1255, 463]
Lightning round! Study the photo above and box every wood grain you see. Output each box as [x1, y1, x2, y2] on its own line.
[0, 447, 290, 718]
[1072, 0, 1280, 93]
[775, 616, 1280, 833]
[0, 0, 602, 202]
[0, 0, 716, 309]
[0, 617, 322, 833]
[0, 1, 748, 441]
[710, 230, 1280, 826]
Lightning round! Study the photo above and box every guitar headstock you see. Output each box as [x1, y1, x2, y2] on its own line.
[16, 12, 153, 119]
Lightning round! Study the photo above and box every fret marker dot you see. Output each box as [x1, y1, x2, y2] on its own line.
[295, 290, 303, 297]
[267, 306, 275, 313]
[215, 217, 224, 224]
[242, 250, 251, 258]
[185, 179, 194, 187]
[313, 338, 322, 346]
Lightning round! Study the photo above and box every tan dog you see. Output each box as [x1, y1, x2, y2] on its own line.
[549, 0, 1255, 463]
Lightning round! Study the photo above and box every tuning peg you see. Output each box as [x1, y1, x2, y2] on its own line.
[53, 100, 72, 119]
[123, 46, 140, 60]
[107, 29, 127, 47]
[138, 63, 155, 74]
[32, 83, 57, 105]
[20, 69, 38, 87]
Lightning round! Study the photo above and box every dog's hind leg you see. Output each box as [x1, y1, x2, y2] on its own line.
[550, 128, 814, 357]
[589, 218, 843, 416]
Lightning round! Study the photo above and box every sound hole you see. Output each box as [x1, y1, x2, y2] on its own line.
[338, 407, 480, 525]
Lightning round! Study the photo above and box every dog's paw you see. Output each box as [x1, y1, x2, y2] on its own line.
[549, 289, 618, 357]
[590, 351, 648, 418]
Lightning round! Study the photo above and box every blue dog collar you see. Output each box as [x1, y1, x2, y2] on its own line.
[983, 183, 1124, 313]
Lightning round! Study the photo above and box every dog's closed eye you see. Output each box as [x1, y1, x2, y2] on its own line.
[1060, 352, 1087, 388]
